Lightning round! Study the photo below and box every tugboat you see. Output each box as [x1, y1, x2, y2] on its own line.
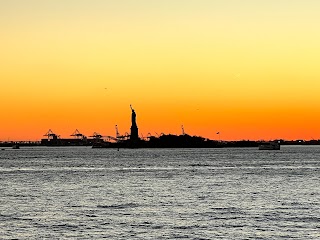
[12, 144, 20, 149]
[92, 142, 110, 148]
[259, 141, 280, 150]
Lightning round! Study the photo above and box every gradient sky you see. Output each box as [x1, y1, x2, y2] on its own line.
[1, 0, 320, 141]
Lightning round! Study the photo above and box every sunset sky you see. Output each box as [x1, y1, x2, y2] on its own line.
[1, 0, 320, 141]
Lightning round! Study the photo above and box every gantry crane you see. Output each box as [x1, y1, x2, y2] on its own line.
[89, 132, 105, 140]
[71, 129, 86, 140]
[115, 125, 130, 141]
[44, 129, 59, 140]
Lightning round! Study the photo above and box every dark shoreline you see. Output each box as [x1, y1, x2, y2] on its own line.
[1, 136, 320, 148]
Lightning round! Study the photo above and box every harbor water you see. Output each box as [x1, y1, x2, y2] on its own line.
[0, 146, 320, 239]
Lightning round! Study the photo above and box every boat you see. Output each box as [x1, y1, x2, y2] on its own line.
[12, 144, 20, 149]
[259, 141, 280, 150]
[92, 142, 110, 148]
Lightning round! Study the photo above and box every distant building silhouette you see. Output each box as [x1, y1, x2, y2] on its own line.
[130, 105, 139, 141]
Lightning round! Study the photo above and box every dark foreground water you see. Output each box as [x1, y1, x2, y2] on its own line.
[0, 146, 320, 239]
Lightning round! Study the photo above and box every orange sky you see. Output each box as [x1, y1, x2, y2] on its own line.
[1, 1, 320, 141]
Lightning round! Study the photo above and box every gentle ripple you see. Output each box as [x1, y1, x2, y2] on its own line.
[0, 146, 320, 239]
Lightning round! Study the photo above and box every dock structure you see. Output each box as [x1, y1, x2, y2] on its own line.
[0, 141, 41, 147]
[41, 129, 92, 146]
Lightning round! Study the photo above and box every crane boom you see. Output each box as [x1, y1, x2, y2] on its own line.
[181, 125, 185, 135]
[115, 125, 120, 138]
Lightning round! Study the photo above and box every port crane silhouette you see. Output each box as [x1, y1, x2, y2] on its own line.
[89, 125, 130, 143]
[181, 125, 185, 135]
[44, 129, 60, 140]
[70, 129, 86, 140]
[115, 125, 130, 141]
[89, 132, 112, 141]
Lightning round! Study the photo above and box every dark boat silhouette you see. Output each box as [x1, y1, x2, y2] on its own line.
[258, 141, 280, 150]
[12, 144, 20, 149]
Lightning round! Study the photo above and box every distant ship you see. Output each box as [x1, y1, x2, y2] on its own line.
[12, 144, 20, 149]
[258, 142, 280, 150]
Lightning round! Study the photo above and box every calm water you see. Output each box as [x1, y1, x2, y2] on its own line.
[0, 146, 320, 239]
